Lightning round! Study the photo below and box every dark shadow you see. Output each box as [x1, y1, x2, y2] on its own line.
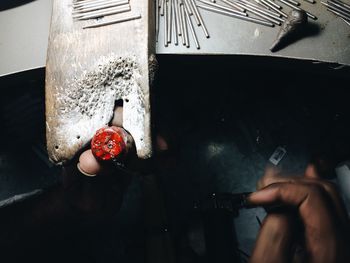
[271, 22, 321, 52]
[0, 0, 37, 11]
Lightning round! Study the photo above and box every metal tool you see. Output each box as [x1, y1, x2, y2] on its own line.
[156, 0, 160, 41]
[188, 0, 201, 25]
[328, 0, 350, 13]
[283, 0, 300, 6]
[83, 14, 141, 28]
[341, 17, 350, 25]
[240, 0, 284, 19]
[167, 0, 172, 43]
[270, 10, 308, 52]
[165, 0, 169, 46]
[196, 3, 275, 27]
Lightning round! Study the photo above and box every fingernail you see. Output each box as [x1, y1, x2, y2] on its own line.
[77, 162, 98, 177]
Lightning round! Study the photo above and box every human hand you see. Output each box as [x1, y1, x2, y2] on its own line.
[61, 106, 132, 221]
[248, 164, 350, 263]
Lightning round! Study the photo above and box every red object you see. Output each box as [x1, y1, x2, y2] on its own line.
[91, 127, 126, 161]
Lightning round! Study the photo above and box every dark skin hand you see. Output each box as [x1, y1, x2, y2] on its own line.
[248, 164, 350, 263]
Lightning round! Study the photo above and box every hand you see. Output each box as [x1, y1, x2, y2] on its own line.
[248, 164, 350, 263]
[61, 106, 130, 221]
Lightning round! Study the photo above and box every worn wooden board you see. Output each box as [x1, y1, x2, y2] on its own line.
[45, 0, 155, 164]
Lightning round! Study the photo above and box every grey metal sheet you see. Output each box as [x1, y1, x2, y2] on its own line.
[156, 0, 350, 66]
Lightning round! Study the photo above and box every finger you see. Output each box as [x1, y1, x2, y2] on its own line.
[250, 213, 296, 263]
[247, 182, 342, 261]
[78, 149, 102, 176]
[305, 164, 320, 179]
[258, 167, 348, 228]
[110, 106, 123, 127]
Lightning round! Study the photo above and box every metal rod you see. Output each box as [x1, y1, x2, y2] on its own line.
[174, 0, 182, 35]
[83, 14, 141, 28]
[277, 0, 317, 19]
[327, 7, 350, 20]
[73, 1, 129, 12]
[191, 0, 210, 37]
[220, 0, 246, 12]
[184, 6, 200, 49]
[177, 0, 184, 37]
[73, 3, 129, 17]
[328, 0, 350, 13]
[303, 0, 315, 3]
[235, 2, 283, 24]
[264, 0, 282, 9]
[197, 0, 247, 15]
[240, 0, 282, 17]
[167, 0, 172, 43]
[178, 2, 186, 44]
[196, 3, 275, 26]
[74, 5, 131, 20]
[172, 0, 179, 44]
[331, 0, 350, 9]
[189, 0, 202, 25]
[156, 0, 160, 42]
[260, 0, 288, 17]
[160, 0, 165, 15]
[165, 0, 169, 46]
[74, 0, 127, 8]
[181, 2, 190, 47]
[283, 0, 300, 6]
[184, 0, 194, 14]
[341, 17, 350, 26]
[322, 2, 350, 18]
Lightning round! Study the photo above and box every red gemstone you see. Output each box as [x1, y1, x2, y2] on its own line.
[91, 127, 126, 161]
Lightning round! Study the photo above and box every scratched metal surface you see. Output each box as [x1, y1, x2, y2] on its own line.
[156, 0, 350, 66]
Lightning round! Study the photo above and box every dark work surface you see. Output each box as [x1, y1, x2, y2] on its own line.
[0, 55, 350, 262]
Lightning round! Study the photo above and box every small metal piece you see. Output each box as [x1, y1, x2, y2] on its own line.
[221, 0, 246, 12]
[188, 0, 202, 25]
[83, 14, 141, 28]
[196, 3, 275, 26]
[74, 5, 131, 20]
[269, 146, 287, 164]
[172, 0, 179, 44]
[235, 2, 283, 24]
[190, 0, 210, 37]
[260, 0, 288, 17]
[303, 0, 315, 3]
[197, 0, 247, 16]
[278, 0, 317, 19]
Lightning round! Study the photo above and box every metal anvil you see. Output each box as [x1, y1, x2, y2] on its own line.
[45, 0, 156, 164]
